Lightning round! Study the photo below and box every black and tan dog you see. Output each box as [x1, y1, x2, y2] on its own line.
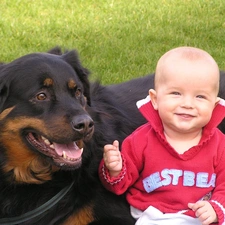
[0, 47, 147, 225]
[0, 47, 225, 225]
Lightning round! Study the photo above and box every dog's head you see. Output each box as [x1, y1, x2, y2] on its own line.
[0, 49, 94, 184]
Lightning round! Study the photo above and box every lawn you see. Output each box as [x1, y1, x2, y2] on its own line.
[0, 0, 225, 84]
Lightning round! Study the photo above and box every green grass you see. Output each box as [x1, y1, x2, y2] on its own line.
[1, 0, 225, 84]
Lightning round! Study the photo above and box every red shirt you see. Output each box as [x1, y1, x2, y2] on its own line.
[99, 96, 225, 224]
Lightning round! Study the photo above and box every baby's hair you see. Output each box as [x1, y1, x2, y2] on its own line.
[154, 46, 219, 91]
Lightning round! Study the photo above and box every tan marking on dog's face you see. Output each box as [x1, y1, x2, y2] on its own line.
[68, 79, 77, 89]
[43, 78, 54, 87]
[0, 107, 14, 120]
[63, 204, 94, 225]
[0, 117, 59, 184]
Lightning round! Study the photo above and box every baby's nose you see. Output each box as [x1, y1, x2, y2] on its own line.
[181, 96, 194, 108]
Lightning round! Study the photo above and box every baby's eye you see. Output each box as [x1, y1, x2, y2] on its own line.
[171, 92, 180, 95]
[196, 95, 206, 99]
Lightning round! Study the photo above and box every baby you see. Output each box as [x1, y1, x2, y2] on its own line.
[99, 46, 225, 225]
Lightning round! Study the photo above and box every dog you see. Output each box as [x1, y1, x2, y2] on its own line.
[0, 47, 143, 225]
[0, 47, 224, 225]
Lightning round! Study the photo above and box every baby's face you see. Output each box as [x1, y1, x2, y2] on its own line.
[150, 58, 219, 135]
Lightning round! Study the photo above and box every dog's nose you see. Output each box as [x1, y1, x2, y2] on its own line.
[71, 115, 94, 136]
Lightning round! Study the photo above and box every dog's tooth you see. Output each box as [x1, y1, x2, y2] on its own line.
[41, 136, 47, 141]
[44, 139, 51, 145]
[50, 144, 54, 149]
[63, 151, 67, 159]
[81, 148, 83, 153]
[41, 136, 51, 145]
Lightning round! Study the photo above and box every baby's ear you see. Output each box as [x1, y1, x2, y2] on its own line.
[215, 97, 221, 105]
[149, 89, 158, 110]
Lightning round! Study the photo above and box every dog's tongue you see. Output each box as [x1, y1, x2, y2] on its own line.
[53, 142, 83, 159]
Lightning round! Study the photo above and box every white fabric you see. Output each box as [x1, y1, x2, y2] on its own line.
[130, 206, 201, 225]
[136, 95, 150, 109]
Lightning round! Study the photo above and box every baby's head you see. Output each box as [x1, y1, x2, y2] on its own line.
[154, 46, 220, 93]
[150, 46, 220, 135]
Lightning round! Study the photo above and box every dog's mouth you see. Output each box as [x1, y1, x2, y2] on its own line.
[26, 132, 83, 169]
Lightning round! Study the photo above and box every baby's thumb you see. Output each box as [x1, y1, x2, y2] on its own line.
[188, 203, 195, 210]
[113, 140, 119, 149]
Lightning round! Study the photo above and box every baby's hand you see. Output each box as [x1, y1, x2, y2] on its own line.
[103, 140, 122, 177]
[188, 201, 217, 225]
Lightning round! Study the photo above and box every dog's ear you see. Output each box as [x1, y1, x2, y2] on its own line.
[0, 64, 9, 112]
[62, 50, 91, 106]
[0, 77, 9, 113]
[47, 46, 63, 55]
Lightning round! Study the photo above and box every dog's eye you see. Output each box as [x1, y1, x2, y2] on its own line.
[75, 88, 81, 99]
[36, 93, 47, 101]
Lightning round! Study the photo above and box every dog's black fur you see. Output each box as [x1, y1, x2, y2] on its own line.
[0, 47, 145, 225]
[0, 47, 224, 225]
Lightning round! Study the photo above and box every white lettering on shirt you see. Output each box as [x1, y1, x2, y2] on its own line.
[143, 169, 216, 193]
